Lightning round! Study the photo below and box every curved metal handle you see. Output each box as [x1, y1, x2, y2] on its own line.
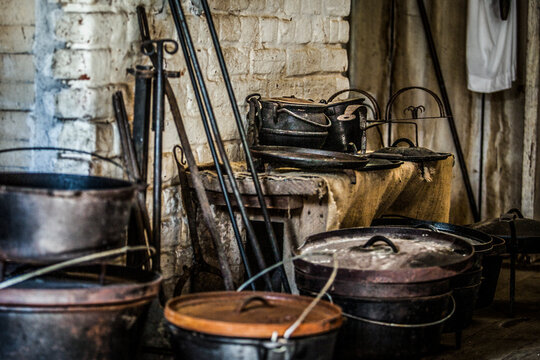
[384, 86, 447, 122]
[236, 295, 273, 313]
[141, 39, 179, 57]
[363, 235, 399, 253]
[506, 208, 524, 219]
[327, 88, 381, 120]
[277, 108, 332, 128]
[391, 138, 416, 148]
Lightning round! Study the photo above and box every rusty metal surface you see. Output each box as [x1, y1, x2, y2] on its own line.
[294, 227, 475, 285]
[0, 265, 162, 306]
[0, 173, 136, 264]
[164, 291, 342, 338]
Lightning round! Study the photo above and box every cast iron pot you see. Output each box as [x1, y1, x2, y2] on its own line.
[476, 236, 506, 308]
[294, 227, 474, 360]
[322, 89, 381, 153]
[247, 94, 331, 149]
[0, 265, 162, 360]
[164, 291, 342, 360]
[0, 172, 137, 263]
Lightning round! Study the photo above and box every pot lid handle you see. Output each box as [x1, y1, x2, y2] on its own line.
[362, 235, 399, 253]
[391, 138, 416, 148]
[236, 295, 274, 313]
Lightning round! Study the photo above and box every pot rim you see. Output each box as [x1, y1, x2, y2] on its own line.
[0, 265, 162, 307]
[0, 172, 137, 198]
[259, 97, 328, 110]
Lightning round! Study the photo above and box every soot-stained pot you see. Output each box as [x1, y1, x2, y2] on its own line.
[164, 291, 342, 360]
[294, 227, 474, 360]
[0, 265, 162, 360]
[0, 172, 137, 264]
[247, 94, 331, 149]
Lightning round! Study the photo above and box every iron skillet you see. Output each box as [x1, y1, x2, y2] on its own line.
[250, 145, 369, 171]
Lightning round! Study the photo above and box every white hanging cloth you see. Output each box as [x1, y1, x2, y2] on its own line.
[466, 0, 517, 93]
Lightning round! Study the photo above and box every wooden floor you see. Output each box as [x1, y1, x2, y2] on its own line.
[426, 263, 540, 360]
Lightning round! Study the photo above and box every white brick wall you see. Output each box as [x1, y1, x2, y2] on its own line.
[0, 0, 351, 291]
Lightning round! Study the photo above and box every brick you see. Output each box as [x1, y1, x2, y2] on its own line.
[55, 86, 116, 118]
[55, 119, 97, 153]
[277, 19, 295, 44]
[301, 0, 322, 15]
[0, 83, 35, 110]
[0, 111, 32, 143]
[286, 47, 321, 76]
[251, 48, 286, 75]
[0, 26, 35, 53]
[283, 1, 300, 16]
[95, 122, 116, 156]
[239, 16, 259, 44]
[0, 0, 35, 26]
[338, 20, 350, 43]
[53, 49, 109, 82]
[227, 0, 250, 12]
[55, 13, 129, 49]
[259, 18, 278, 44]
[266, 78, 305, 98]
[217, 15, 241, 42]
[294, 17, 313, 44]
[0, 54, 34, 82]
[320, 48, 348, 72]
[324, 0, 351, 17]
[312, 17, 330, 43]
[329, 19, 340, 43]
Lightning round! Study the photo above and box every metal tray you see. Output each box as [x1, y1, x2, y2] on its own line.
[250, 146, 369, 171]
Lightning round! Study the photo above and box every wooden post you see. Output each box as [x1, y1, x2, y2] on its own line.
[521, 0, 540, 218]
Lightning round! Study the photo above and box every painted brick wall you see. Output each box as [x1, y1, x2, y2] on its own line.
[0, 0, 350, 294]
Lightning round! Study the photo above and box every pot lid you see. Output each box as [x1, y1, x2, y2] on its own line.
[371, 218, 493, 252]
[369, 138, 451, 162]
[0, 265, 162, 306]
[164, 291, 342, 339]
[294, 227, 474, 284]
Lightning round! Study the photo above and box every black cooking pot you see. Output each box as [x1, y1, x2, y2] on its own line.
[0, 172, 137, 263]
[322, 89, 381, 153]
[0, 265, 162, 360]
[294, 227, 474, 360]
[247, 94, 331, 149]
[476, 236, 506, 308]
[164, 291, 342, 360]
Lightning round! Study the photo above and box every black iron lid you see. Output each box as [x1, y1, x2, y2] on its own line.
[370, 138, 451, 162]
[294, 227, 474, 284]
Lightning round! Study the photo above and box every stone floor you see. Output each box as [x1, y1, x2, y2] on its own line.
[427, 262, 540, 360]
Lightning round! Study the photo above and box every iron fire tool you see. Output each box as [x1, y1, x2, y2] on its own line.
[136, 6, 237, 290]
[168, 0, 276, 291]
[127, 65, 153, 186]
[141, 39, 180, 273]
[112, 91, 153, 269]
[200, 0, 292, 292]
[416, 0, 480, 222]
[172, 145, 236, 293]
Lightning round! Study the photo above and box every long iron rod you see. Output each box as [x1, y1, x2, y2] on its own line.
[136, 7, 237, 290]
[417, 0, 480, 221]
[169, 0, 273, 290]
[479, 94, 485, 219]
[200, 0, 290, 292]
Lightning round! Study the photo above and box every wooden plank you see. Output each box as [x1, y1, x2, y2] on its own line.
[522, 0, 540, 219]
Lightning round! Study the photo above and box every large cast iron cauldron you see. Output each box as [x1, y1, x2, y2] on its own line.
[0, 265, 162, 360]
[247, 94, 331, 149]
[164, 291, 342, 360]
[294, 227, 474, 360]
[0, 172, 137, 263]
[370, 217, 495, 333]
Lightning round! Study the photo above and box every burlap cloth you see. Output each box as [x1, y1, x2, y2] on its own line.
[199, 157, 454, 230]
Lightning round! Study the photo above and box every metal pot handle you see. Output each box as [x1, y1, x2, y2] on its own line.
[0, 146, 132, 179]
[391, 138, 416, 148]
[236, 295, 274, 313]
[363, 235, 399, 253]
[276, 108, 332, 128]
[327, 88, 381, 120]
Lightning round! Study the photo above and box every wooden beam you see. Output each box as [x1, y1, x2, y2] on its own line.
[521, 0, 540, 218]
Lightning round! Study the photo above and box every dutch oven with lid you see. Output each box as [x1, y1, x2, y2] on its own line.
[0, 172, 137, 264]
[0, 265, 162, 360]
[247, 94, 331, 149]
[164, 291, 342, 360]
[294, 227, 475, 360]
